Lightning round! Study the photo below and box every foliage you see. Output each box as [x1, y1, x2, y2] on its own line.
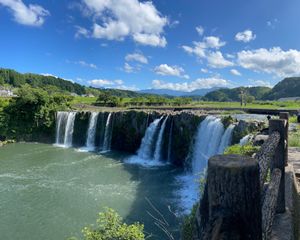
[289, 125, 300, 147]
[289, 115, 298, 123]
[224, 144, 260, 156]
[0, 68, 86, 95]
[263, 77, 300, 100]
[0, 85, 73, 139]
[73, 208, 145, 240]
[203, 86, 271, 102]
[181, 203, 199, 240]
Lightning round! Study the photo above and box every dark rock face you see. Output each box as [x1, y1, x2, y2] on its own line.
[72, 111, 89, 147]
[232, 120, 266, 144]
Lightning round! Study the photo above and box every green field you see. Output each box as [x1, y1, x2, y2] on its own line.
[70, 96, 300, 111]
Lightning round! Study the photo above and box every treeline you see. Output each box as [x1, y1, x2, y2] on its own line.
[203, 86, 271, 102]
[0, 84, 73, 141]
[95, 92, 192, 107]
[0, 68, 86, 95]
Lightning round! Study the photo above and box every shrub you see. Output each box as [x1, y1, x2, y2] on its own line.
[224, 144, 260, 156]
[181, 203, 199, 240]
[71, 208, 145, 240]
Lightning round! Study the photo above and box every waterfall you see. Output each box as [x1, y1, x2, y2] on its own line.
[177, 116, 235, 213]
[191, 116, 225, 174]
[102, 113, 113, 152]
[167, 118, 174, 162]
[218, 124, 235, 153]
[137, 116, 163, 160]
[240, 134, 252, 146]
[63, 112, 77, 147]
[153, 116, 169, 162]
[55, 112, 68, 144]
[86, 112, 99, 150]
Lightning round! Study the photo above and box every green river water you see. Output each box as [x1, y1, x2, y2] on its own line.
[0, 143, 184, 240]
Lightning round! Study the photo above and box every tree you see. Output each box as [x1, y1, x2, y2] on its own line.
[78, 208, 145, 240]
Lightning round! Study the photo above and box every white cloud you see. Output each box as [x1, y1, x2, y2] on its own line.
[41, 73, 58, 78]
[123, 63, 135, 73]
[267, 19, 279, 29]
[206, 51, 234, 68]
[235, 29, 256, 43]
[125, 52, 148, 64]
[196, 25, 204, 35]
[80, 0, 168, 47]
[203, 36, 226, 49]
[237, 47, 300, 77]
[201, 68, 209, 73]
[182, 36, 231, 68]
[88, 78, 138, 90]
[77, 60, 98, 69]
[251, 79, 272, 88]
[75, 26, 90, 38]
[152, 77, 230, 92]
[154, 64, 189, 79]
[0, 0, 50, 26]
[230, 69, 242, 76]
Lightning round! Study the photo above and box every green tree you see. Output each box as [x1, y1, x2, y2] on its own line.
[79, 208, 145, 240]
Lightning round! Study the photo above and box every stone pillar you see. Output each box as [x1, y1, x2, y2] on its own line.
[269, 119, 286, 213]
[279, 112, 289, 166]
[201, 154, 262, 240]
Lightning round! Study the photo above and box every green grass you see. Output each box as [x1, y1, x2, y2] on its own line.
[289, 125, 300, 147]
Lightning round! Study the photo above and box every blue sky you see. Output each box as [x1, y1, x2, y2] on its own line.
[0, 0, 300, 92]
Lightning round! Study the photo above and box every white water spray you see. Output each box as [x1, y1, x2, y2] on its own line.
[86, 112, 99, 150]
[153, 116, 169, 162]
[102, 113, 113, 152]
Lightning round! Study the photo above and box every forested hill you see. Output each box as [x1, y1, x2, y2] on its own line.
[0, 68, 86, 95]
[203, 86, 271, 102]
[0, 68, 154, 98]
[262, 77, 300, 100]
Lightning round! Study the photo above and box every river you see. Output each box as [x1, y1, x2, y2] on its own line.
[0, 143, 182, 240]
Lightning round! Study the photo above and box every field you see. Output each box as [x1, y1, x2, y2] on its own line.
[71, 96, 300, 111]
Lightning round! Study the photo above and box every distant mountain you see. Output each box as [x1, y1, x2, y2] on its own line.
[139, 87, 221, 97]
[263, 77, 300, 100]
[203, 86, 271, 101]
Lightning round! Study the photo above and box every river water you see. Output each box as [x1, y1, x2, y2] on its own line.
[0, 143, 183, 240]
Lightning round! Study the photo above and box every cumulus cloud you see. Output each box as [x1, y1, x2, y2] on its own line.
[206, 51, 234, 68]
[77, 60, 97, 69]
[230, 69, 242, 76]
[0, 0, 50, 26]
[237, 47, 300, 77]
[196, 25, 204, 35]
[154, 64, 189, 79]
[125, 52, 148, 64]
[182, 36, 232, 68]
[123, 63, 136, 73]
[79, 0, 168, 47]
[152, 77, 230, 92]
[75, 26, 90, 38]
[235, 29, 256, 43]
[251, 79, 272, 88]
[88, 78, 138, 90]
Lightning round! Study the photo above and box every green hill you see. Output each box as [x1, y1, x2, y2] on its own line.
[203, 86, 271, 102]
[263, 77, 300, 100]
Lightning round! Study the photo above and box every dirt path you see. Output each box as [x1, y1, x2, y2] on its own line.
[289, 147, 300, 185]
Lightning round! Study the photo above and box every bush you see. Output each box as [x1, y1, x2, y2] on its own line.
[71, 208, 145, 240]
[181, 203, 199, 240]
[224, 144, 260, 156]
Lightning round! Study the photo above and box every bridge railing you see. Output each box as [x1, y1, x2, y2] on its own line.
[196, 112, 289, 240]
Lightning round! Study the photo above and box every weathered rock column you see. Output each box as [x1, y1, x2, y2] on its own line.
[201, 154, 261, 240]
[269, 119, 286, 213]
[279, 112, 289, 166]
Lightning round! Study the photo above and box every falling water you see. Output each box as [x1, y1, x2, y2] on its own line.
[177, 116, 235, 213]
[218, 124, 235, 153]
[63, 112, 77, 147]
[240, 134, 252, 146]
[167, 118, 174, 162]
[191, 116, 225, 174]
[137, 117, 163, 160]
[102, 113, 113, 152]
[86, 112, 99, 150]
[55, 112, 68, 144]
[153, 116, 169, 162]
